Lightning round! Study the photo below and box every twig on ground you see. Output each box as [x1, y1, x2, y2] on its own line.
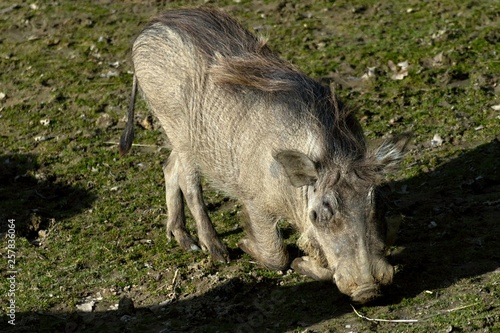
[171, 268, 180, 287]
[443, 302, 480, 313]
[137, 268, 181, 305]
[351, 302, 481, 324]
[351, 304, 419, 323]
[104, 141, 160, 149]
[152, 268, 180, 294]
[422, 302, 481, 320]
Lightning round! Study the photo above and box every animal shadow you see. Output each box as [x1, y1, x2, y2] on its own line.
[0, 153, 96, 239]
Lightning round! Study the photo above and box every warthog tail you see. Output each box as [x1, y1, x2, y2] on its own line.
[119, 74, 138, 155]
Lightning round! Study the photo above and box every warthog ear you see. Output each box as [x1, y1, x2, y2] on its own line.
[373, 133, 412, 170]
[274, 150, 318, 187]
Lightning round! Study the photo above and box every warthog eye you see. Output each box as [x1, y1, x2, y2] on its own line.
[322, 200, 333, 213]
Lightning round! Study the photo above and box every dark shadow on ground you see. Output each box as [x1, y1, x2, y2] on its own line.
[383, 138, 500, 304]
[1, 277, 351, 333]
[0, 154, 96, 239]
[1, 140, 499, 332]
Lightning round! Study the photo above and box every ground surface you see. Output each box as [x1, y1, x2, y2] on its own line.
[0, 0, 499, 332]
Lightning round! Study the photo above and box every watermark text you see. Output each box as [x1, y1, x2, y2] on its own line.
[6, 219, 17, 326]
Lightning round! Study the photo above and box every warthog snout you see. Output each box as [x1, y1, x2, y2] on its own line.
[350, 284, 382, 304]
[334, 259, 394, 304]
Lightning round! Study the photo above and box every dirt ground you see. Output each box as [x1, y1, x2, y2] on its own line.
[1, 0, 499, 332]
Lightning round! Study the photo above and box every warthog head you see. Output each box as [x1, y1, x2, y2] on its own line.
[276, 134, 409, 303]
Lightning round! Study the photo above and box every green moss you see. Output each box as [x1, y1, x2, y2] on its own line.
[1, 0, 499, 331]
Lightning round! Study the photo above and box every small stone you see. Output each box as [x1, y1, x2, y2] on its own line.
[100, 70, 119, 78]
[428, 221, 437, 229]
[38, 230, 47, 238]
[120, 315, 135, 322]
[0, 4, 20, 14]
[141, 115, 154, 130]
[95, 113, 114, 129]
[388, 60, 409, 80]
[432, 52, 445, 67]
[398, 61, 410, 70]
[47, 38, 60, 46]
[361, 67, 376, 80]
[431, 134, 443, 147]
[76, 301, 94, 312]
[445, 325, 455, 333]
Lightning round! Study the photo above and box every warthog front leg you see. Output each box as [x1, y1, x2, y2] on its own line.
[239, 206, 289, 271]
[163, 151, 199, 251]
[291, 256, 333, 281]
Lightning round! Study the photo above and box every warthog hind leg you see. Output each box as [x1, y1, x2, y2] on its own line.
[177, 156, 229, 263]
[163, 151, 199, 251]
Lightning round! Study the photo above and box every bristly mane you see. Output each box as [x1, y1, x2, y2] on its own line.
[145, 7, 309, 92]
[144, 7, 366, 159]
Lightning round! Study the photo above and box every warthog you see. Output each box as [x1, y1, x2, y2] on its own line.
[120, 7, 409, 303]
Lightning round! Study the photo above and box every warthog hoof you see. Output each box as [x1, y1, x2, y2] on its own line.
[202, 239, 229, 264]
[291, 256, 333, 281]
